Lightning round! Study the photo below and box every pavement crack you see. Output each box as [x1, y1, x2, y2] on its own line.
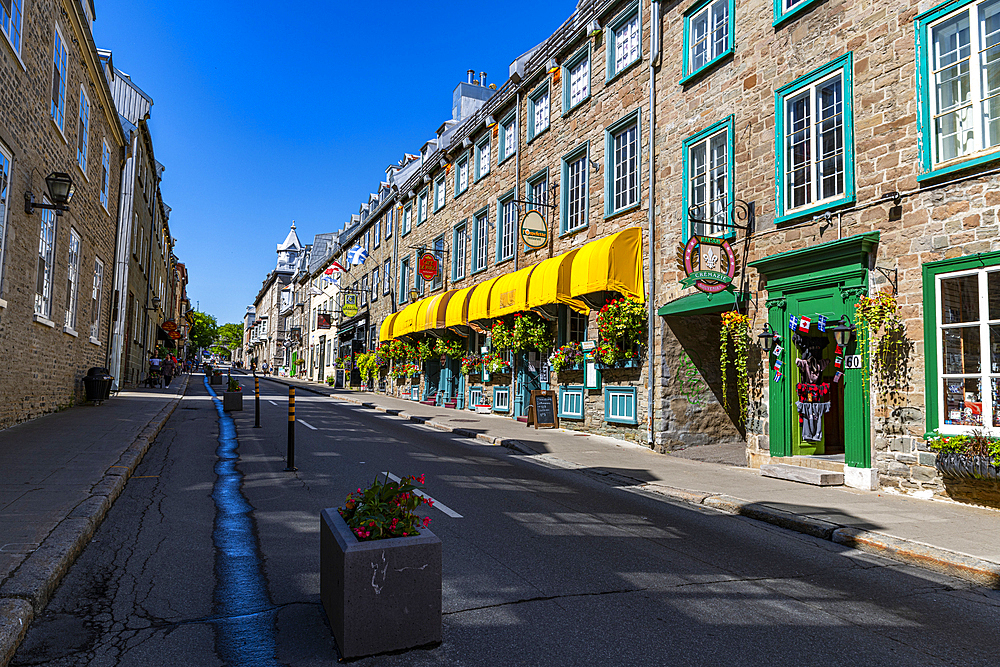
[444, 587, 651, 615]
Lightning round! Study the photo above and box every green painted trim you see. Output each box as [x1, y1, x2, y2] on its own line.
[917, 151, 1000, 183]
[774, 52, 855, 222]
[657, 287, 747, 316]
[492, 386, 511, 413]
[525, 166, 549, 198]
[398, 256, 411, 303]
[433, 174, 446, 213]
[773, 0, 823, 27]
[498, 110, 517, 163]
[496, 188, 515, 263]
[474, 136, 491, 183]
[560, 140, 590, 234]
[604, 108, 642, 218]
[680, 115, 736, 242]
[400, 203, 412, 237]
[416, 187, 428, 226]
[749, 231, 879, 276]
[454, 151, 470, 198]
[605, 0, 643, 84]
[561, 42, 592, 116]
[472, 205, 490, 273]
[680, 0, 735, 85]
[452, 220, 468, 281]
[920, 250, 1000, 433]
[604, 386, 638, 424]
[527, 81, 550, 143]
[559, 385, 586, 419]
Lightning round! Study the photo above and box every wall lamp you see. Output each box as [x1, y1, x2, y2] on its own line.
[588, 19, 602, 37]
[547, 57, 559, 73]
[25, 172, 75, 216]
[758, 323, 779, 353]
[826, 316, 855, 348]
[145, 295, 161, 312]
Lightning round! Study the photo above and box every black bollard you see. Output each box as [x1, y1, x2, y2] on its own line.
[285, 386, 297, 471]
[253, 373, 261, 428]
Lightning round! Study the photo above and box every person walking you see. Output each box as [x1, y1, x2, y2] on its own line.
[162, 356, 176, 387]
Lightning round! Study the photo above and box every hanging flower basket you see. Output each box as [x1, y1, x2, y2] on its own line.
[720, 310, 750, 425]
[596, 297, 646, 366]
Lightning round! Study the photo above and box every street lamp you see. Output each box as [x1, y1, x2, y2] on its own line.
[24, 172, 75, 216]
[757, 323, 779, 353]
[145, 295, 161, 312]
[826, 316, 855, 348]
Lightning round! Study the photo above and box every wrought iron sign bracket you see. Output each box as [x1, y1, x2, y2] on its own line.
[874, 265, 898, 295]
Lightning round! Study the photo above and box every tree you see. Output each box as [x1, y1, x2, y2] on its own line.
[212, 323, 244, 358]
[188, 311, 218, 351]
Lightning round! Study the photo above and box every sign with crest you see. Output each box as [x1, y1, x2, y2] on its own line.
[678, 235, 736, 294]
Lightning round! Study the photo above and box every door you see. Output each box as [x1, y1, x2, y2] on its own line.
[515, 351, 542, 418]
[423, 360, 441, 401]
[318, 336, 326, 382]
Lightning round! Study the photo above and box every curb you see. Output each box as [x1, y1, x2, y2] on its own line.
[0, 376, 189, 667]
[257, 377, 1000, 590]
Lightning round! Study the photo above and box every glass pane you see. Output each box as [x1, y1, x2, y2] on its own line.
[943, 377, 982, 425]
[989, 272, 1000, 319]
[993, 378, 1000, 427]
[991, 324, 1000, 372]
[941, 274, 979, 323]
[943, 325, 981, 373]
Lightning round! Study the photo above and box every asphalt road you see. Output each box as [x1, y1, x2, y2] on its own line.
[12, 373, 1000, 666]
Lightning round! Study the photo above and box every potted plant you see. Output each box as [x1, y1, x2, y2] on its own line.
[474, 395, 492, 414]
[926, 430, 1000, 480]
[595, 296, 646, 368]
[320, 474, 441, 659]
[550, 342, 585, 373]
[223, 375, 243, 412]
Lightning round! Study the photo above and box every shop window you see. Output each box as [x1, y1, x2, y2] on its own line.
[568, 309, 588, 342]
[604, 386, 637, 424]
[559, 386, 585, 419]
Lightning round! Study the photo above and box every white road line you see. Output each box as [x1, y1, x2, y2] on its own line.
[269, 400, 277, 406]
[298, 419, 317, 430]
[383, 472, 463, 519]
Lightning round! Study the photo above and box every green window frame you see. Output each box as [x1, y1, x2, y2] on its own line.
[562, 43, 591, 115]
[526, 167, 550, 213]
[472, 205, 490, 274]
[496, 188, 516, 263]
[475, 135, 491, 182]
[453, 220, 468, 281]
[454, 151, 470, 197]
[922, 251, 1000, 434]
[527, 81, 550, 142]
[499, 111, 517, 163]
[604, 108, 642, 218]
[398, 256, 411, 303]
[469, 386, 484, 408]
[416, 187, 428, 226]
[680, 0, 734, 84]
[916, 0, 1000, 181]
[681, 115, 735, 241]
[774, 52, 855, 224]
[434, 173, 446, 212]
[773, 0, 822, 27]
[606, 0, 642, 82]
[559, 385, 585, 419]
[493, 386, 511, 412]
[560, 141, 590, 234]
[401, 203, 412, 236]
[604, 386, 637, 424]
[431, 234, 445, 290]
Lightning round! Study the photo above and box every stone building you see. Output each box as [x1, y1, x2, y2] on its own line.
[0, 0, 126, 427]
[248, 223, 301, 373]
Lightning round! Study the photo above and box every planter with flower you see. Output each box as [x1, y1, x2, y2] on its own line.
[433, 335, 465, 360]
[595, 297, 646, 368]
[926, 430, 1000, 481]
[460, 353, 482, 376]
[223, 375, 243, 412]
[357, 352, 382, 391]
[482, 353, 511, 375]
[550, 341, 585, 373]
[321, 473, 441, 659]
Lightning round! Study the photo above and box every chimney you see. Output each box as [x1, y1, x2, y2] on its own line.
[480, 71, 487, 87]
[467, 69, 474, 84]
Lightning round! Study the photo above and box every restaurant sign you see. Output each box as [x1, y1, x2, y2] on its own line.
[679, 235, 736, 294]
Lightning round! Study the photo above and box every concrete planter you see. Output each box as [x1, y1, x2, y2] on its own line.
[223, 391, 243, 412]
[320, 508, 441, 659]
[209, 373, 223, 386]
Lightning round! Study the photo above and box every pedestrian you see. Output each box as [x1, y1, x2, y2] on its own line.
[162, 356, 176, 387]
[148, 354, 163, 388]
[262, 360, 270, 375]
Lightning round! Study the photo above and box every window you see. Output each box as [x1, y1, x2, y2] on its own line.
[432, 235, 444, 290]
[100, 140, 110, 210]
[563, 44, 591, 113]
[51, 25, 68, 132]
[434, 174, 446, 211]
[775, 53, 854, 223]
[361, 274, 368, 306]
[364, 230, 370, 250]
[475, 137, 491, 181]
[77, 87, 90, 173]
[569, 309, 588, 342]
[455, 153, 470, 196]
[0, 144, 10, 297]
[374, 218, 380, 248]
[415, 254, 424, 294]
[607, 2, 641, 80]
[917, 0, 1000, 178]
[399, 257, 411, 301]
[561, 144, 589, 233]
[90, 258, 103, 341]
[559, 386, 585, 419]
[527, 169, 549, 210]
[417, 189, 428, 225]
[387, 206, 394, 237]
[605, 386, 638, 424]
[682, 0, 733, 83]
[499, 113, 517, 162]
[469, 386, 484, 408]
[453, 222, 467, 280]
[496, 191, 516, 262]
[383, 258, 391, 294]
[65, 229, 80, 330]
[682, 116, 734, 238]
[605, 110, 641, 216]
[1, 0, 23, 54]
[493, 386, 511, 412]
[402, 204, 412, 235]
[371, 267, 378, 302]
[35, 207, 56, 320]
[774, 0, 823, 27]
[472, 208, 489, 273]
[528, 83, 550, 141]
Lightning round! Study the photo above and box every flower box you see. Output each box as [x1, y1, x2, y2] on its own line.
[222, 390, 243, 412]
[475, 404, 491, 414]
[320, 508, 441, 659]
[595, 357, 641, 370]
[935, 452, 1000, 480]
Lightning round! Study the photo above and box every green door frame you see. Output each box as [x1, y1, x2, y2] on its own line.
[749, 232, 878, 468]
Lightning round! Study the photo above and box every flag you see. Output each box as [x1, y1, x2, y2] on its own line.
[798, 316, 811, 332]
[326, 261, 346, 274]
[308, 285, 322, 296]
[346, 245, 368, 266]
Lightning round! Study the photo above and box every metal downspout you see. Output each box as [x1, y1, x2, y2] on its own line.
[647, 0, 660, 448]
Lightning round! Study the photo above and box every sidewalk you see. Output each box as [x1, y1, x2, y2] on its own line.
[0, 375, 188, 666]
[264, 372, 1000, 588]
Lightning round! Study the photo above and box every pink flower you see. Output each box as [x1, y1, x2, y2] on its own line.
[422, 517, 431, 527]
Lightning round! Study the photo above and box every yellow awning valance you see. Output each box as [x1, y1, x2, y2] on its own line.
[445, 286, 475, 328]
[489, 264, 537, 319]
[467, 276, 501, 322]
[570, 227, 644, 307]
[527, 249, 588, 314]
[392, 301, 422, 338]
[415, 291, 454, 333]
[379, 313, 398, 343]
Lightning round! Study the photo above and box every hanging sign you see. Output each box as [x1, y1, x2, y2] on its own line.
[520, 210, 549, 250]
[418, 252, 439, 281]
[679, 235, 737, 294]
[317, 312, 332, 329]
[342, 293, 359, 319]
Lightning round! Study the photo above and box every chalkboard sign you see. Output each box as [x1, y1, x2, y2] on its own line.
[529, 390, 558, 429]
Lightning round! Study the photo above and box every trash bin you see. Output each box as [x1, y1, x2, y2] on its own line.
[83, 367, 113, 404]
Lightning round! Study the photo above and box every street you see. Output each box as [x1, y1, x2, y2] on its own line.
[11, 373, 1000, 666]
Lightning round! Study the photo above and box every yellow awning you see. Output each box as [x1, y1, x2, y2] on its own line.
[526, 249, 588, 314]
[392, 301, 422, 337]
[445, 286, 475, 328]
[467, 276, 501, 322]
[488, 265, 537, 319]
[570, 227, 644, 305]
[379, 313, 398, 342]
[415, 291, 454, 333]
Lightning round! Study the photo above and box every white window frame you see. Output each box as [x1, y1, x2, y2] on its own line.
[1, 0, 24, 55]
[35, 206, 56, 320]
[100, 139, 110, 210]
[561, 145, 589, 233]
[432, 235, 445, 290]
[383, 258, 391, 295]
[402, 204, 412, 235]
[496, 193, 516, 262]
[685, 123, 731, 238]
[528, 83, 550, 141]
[473, 209, 489, 273]
[417, 189, 428, 225]
[453, 222, 467, 280]
[374, 218, 381, 248]
[475, 136, 491, 181]
[684, 0, 731, 80]
[90, 257, 103, 342]
[434, 174, 446, 211]
[371, 267, 379, 302]
[0, 143, 11, 299]
[456, 154, 469, 195]
[563, 45, 591, 113]
[607, 3, 641, 80]
[77, 86, 90, 174]
[51, 23, 68, 133]
[399, 257, 411, 301]
[500, 114, 517, 161]
[65, 228, 81, 330]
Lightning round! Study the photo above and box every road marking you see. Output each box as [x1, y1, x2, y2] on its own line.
[269, 400, 277, 406]
[298, 419, 317, 430]
[383, 471, 463, 518]
[133, 475, 160, 478]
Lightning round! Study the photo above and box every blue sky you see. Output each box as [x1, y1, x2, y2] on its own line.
[92, 0, 578, 326]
